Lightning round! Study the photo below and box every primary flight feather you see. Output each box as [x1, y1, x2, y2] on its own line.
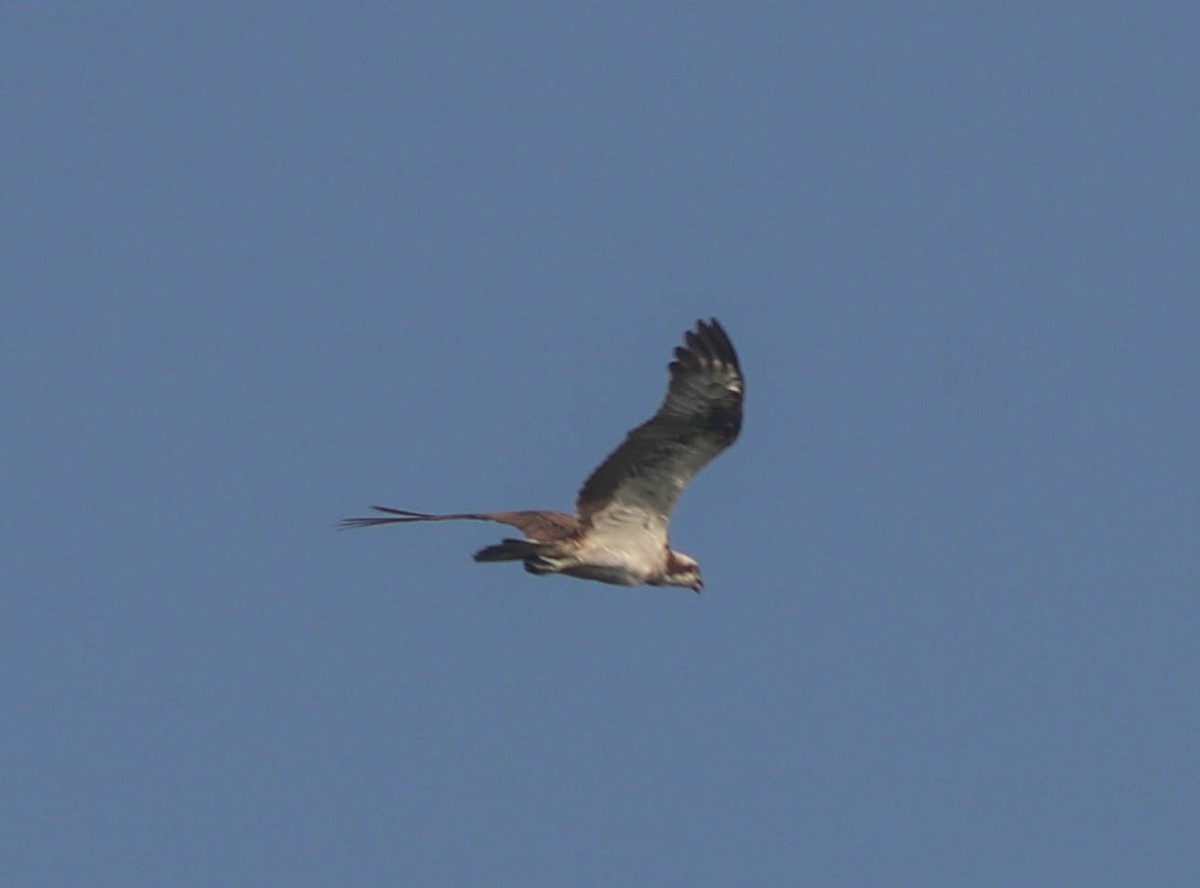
[340, 318, 744, 592]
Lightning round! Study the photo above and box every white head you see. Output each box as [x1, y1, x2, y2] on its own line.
[661, 550, 704, 593]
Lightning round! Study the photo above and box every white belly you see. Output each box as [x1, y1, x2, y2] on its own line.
[561, 563, 644, 586]
[570, 507, 669, 586]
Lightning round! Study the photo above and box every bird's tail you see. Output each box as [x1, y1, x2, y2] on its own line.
[473, 538, 545, 562]
[474, 540, 572, 578]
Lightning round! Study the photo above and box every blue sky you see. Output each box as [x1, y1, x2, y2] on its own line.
[6, 4, 1198, 886]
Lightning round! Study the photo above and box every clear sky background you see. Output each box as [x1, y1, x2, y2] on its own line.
[6, 4, 1198, 886]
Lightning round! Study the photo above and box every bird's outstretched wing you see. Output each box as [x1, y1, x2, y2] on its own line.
[338, 506, 580, 541]
[575, 318, 744, 526]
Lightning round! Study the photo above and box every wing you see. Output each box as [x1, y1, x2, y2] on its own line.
[575, 318, 744, 526]
[338, 506, 580, 541]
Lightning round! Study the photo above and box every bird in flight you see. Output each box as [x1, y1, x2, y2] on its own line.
[340, 318, 744, 593]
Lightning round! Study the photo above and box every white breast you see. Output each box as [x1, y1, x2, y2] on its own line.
[575, 504, 668, 585]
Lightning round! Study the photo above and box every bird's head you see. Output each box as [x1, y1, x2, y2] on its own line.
[662, 550, 704, 594]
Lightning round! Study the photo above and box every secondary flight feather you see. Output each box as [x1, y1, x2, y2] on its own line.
[340, 318, 744, 592]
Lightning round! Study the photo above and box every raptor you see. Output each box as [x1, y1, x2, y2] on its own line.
[340, 318, 744, 592]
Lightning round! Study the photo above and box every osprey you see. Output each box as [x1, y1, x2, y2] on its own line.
[340, 318, 744, 593]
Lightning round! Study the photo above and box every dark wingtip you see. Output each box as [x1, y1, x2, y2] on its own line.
[675, 318, 740, 376]
[369, 505, 436, 518]
[337, 504, 427, 530]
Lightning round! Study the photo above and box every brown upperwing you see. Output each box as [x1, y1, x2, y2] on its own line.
[338, 506, 580, 542]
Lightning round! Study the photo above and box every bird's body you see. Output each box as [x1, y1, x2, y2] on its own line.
[340, 318, 744, 593]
